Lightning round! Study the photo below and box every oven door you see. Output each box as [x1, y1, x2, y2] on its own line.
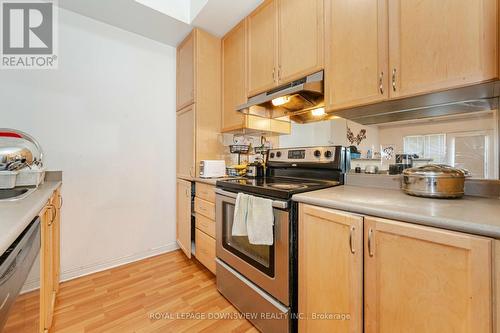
[215, 188, 289, 305]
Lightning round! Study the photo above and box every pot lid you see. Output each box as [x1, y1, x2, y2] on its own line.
[0, 129, 43, 170]
[403, 164, 467, 177]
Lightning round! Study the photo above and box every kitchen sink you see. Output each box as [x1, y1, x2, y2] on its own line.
[0, 187, 36, 201]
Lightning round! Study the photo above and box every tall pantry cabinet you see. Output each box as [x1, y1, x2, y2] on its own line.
[176, 28, 223, 259]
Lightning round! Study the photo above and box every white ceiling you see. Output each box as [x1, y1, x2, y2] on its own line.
[58, 0, 263, 46]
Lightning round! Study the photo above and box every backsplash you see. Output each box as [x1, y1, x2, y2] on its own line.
[221, 134, 277, 166]
[277, 110, 499, 179]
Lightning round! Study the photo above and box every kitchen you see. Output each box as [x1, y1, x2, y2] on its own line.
[1, 0, 499, 332]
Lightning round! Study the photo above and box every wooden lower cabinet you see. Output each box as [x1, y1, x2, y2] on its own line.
[298, 204, 363, 332]
[176, 179, 192, 259]
[193, 182, 217, 274]
[195, 229, 216, 274]
[40, 187, 62, 333]
[364, 217, 492, 333]
[298, 204, 494, 333]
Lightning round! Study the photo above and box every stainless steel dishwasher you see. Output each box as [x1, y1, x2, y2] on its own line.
[0, 217, 41, 331]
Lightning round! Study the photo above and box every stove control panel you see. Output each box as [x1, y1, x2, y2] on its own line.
[268, 146, 341, 163]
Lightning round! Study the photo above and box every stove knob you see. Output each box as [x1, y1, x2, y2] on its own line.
[324, 150, 332, 158]
[270, 152, 275, 158]
[314, 150, 321, 158]
[276, 151, 282, 158]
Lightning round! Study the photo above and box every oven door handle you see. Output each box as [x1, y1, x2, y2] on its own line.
[215, 188, 288, 209]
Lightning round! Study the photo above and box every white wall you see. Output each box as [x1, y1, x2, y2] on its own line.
[0, 9, 178, 287]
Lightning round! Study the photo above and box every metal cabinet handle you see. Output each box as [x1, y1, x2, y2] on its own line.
[278, 66, 282, 82]
[379, 72, 384, 95]
[58, 195, 63, 209]
[349, 226, 356, 254]
[272, 68, 276, 82]
[392, 68, 397, 92]
[48, 204, 56, 226]
[368, 228, 374, 257]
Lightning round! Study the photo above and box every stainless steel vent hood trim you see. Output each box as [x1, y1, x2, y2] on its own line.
[332, 80, 500, 125]
[236, 71, 324, 119]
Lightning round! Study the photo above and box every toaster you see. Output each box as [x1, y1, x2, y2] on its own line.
[199, 160, 226, 178]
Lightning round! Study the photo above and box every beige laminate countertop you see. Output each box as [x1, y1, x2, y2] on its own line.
[293, 185, 500, 239]
[0, 180, 61, 254]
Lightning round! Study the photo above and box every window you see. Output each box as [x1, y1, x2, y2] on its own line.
[403, 134, 446, 163]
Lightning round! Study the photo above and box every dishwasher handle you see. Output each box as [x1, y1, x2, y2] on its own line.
[0, 252, 18, 286]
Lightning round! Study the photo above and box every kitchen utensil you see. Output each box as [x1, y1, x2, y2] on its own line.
[246, 162, 264, 178]
[389, 164, 404, 175]
[402, 164, 467, 198]
[365, 165, 379, 174]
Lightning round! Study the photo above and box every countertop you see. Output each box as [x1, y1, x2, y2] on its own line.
[185, 176, 243, 186]
[0, 180, 62, 254]
[293, 185, 500, 239]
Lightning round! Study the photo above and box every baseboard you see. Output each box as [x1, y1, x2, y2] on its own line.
[21, 242, 179, 293]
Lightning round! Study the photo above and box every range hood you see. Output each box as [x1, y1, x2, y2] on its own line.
[236, 71, 325, 124]
[237, 71, 500, 125]
[332, 80, 500, 125]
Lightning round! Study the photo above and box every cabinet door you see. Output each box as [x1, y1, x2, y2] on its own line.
[388, 0, 497, 98]
[247, 0, 277, 96]
[40, 204, 55, 332]
[177, 31, 195, 110]
[195, 228, 216, 274]
[176, 179, 192, 258]
[176, 104, 195, 179]
[49, 190, 61, 294]
[222, 20, 247, 132]
[364, 217, 492, 333]
[298, 204, 363, 332]
[277, 0, 323, 84]
[325, 0, 388, 111]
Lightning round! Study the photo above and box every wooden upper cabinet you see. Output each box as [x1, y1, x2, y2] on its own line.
[222, 20, 247, 132]
[388, 0, 498, 98]
[277, 0, 324, 84]
[247, 0, 277, 96]
[299, 204, 363, 333]
[176, 104, 195, 179]
[364, 217, 492, 333]
[325, 0, 388, 111]
[177, 31, 195, 111]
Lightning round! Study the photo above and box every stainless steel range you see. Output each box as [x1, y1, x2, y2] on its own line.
[215, 146, 349, 333]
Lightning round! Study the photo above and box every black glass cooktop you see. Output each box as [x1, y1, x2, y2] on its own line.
[216, 177, 340, 200]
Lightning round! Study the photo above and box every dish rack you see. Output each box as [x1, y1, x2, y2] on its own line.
[0, 168, 46, 189]
[16, 167, 46, 187]
[229, 144, 250, 164]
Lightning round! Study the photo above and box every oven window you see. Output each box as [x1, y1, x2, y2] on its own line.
[221, 201, 275, 277]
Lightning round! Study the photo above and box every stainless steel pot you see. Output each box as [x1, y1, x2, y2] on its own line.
[402, 164, 467, 198]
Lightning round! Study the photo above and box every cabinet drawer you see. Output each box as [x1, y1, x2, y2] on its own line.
[196, 214, 215, 238]
[194, 197, 215, 220]
[196, 183, 216, 203]
[195, 229, 216, 274]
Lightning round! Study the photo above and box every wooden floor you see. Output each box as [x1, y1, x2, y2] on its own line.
[5, 250, 258, 333]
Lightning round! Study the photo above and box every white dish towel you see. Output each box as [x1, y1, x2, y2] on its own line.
[247, 195, 274, 245]
[232, 193, 249, 236]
